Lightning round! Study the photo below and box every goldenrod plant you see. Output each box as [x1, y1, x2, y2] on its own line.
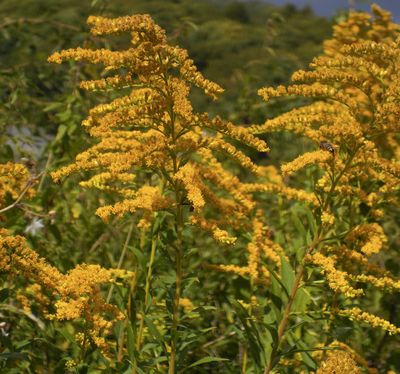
[0, 3, 399, 374]
[48, 13, 268, 373]
[249, 4, 400, 373]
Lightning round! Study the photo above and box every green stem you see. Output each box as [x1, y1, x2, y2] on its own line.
[241, 346, 248, 374]
[136, 233, 158, 350]
[264, 233, 322, 374]
[106, 221, 135, 304]
[169, 200, 184, 374]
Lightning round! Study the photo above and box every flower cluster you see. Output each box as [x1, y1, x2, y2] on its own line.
[213, 211, 284, 284]
[339, 307, 400, 335]
[316, 349, 361, 374]
[0, 162, 35, 207]
[0, 228, 125, 353]
[48, 14, 268, 241]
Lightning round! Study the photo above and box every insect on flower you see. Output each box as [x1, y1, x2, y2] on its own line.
[319, 141, 336, 156]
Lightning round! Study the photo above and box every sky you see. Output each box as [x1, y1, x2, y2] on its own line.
[263, 0, 400, 21]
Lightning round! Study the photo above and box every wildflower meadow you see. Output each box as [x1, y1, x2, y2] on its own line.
[1, 1, 399, 373]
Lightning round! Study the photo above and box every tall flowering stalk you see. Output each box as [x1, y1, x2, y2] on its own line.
[48, 14, 268, 371]
[250, 5, 400, 372]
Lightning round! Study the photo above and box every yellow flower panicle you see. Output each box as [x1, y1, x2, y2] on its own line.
[314, 340, 377, 373]
[96, 185, 172, 221]
[214, 211, 284, 284]
[0, 228, 125, 353]
[339, 307, 400, 335]
[316, 350, 361, 374]
[281, 150, 332, 176]
[174, 163, 206, 212]
[345, 223, 387, 257]
[321, 211, 335, 226]
[0, 162, 35, 207]
[178, 297, 195, 313]
[308, 252, 363, 298]
[253, 5, 400, 194]
[328, 245, 400, 293]
[48, 14, 267, 240]
[190, 215, 237, 245]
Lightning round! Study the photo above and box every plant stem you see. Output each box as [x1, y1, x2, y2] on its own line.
[136, 233, 158, 350]
[264, 234, 321, 374]
[106, 221, 135, 304]
[169, 199, 184, 374]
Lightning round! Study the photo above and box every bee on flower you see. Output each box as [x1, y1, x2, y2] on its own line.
[319, 141, 336, 157]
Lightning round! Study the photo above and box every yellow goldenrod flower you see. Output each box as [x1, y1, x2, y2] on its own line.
[179, 298, 195, 313]
[0, 228, 124, 353]
[321, 211, 335, 226]
[308, 252, 363, 298]
[339, 307, 400, 335]
[317, 350, 361, 374]
[48, 14, 267, 243]
[281, 150, 332, 176]
[345, 223, 387, 257]
[0, 162, 35, 207]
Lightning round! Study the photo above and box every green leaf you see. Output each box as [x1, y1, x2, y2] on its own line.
[270, 269, 289, 300]
[183, 357, 228, 371]
[291, 209, 306, 237]
[232, 300, 263, 368]
[143, 316, 166, 353]
[280, 256, 295, 295]
[0, 352, 28, 361]
[124, 364, 146, 374]
[127, 322, 135, 358]
[303, 206, 317, 235]
[182, 276, 199, 292]
[130, 247, 146, 269]
[54, 124, 67, 143]
[0, 288, 10, 302]
[291, 287, 311, 313]
[43, 102, 63, 112]
[15, 340, 31, 350]
[298, 345, 317, 369]
[57, 328, 78, 348]
[285, 335, 317, 370]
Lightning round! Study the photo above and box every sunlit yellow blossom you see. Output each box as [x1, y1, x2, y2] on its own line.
[252, 4, 400, 346]
[0, 162, 35, 207]
[321, 212, 335, 226]
[174, 163, 205, 211]
[308, 252, 363, 298]
[179, 298, 195, 313]
[317, 340, 376, 373]
[190, 215, 237, 245]
[96, 185, 172, 221]
[281, 150, 332, 176]
[0, 228, 124, 353]
[212, 264, 249, 277]
[345, 223, 387, 256]
[317, 350, 361, 374]
[214, 212, 283, 283]
[243, 182, 318, 206]
[339, 307, 400, 335]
